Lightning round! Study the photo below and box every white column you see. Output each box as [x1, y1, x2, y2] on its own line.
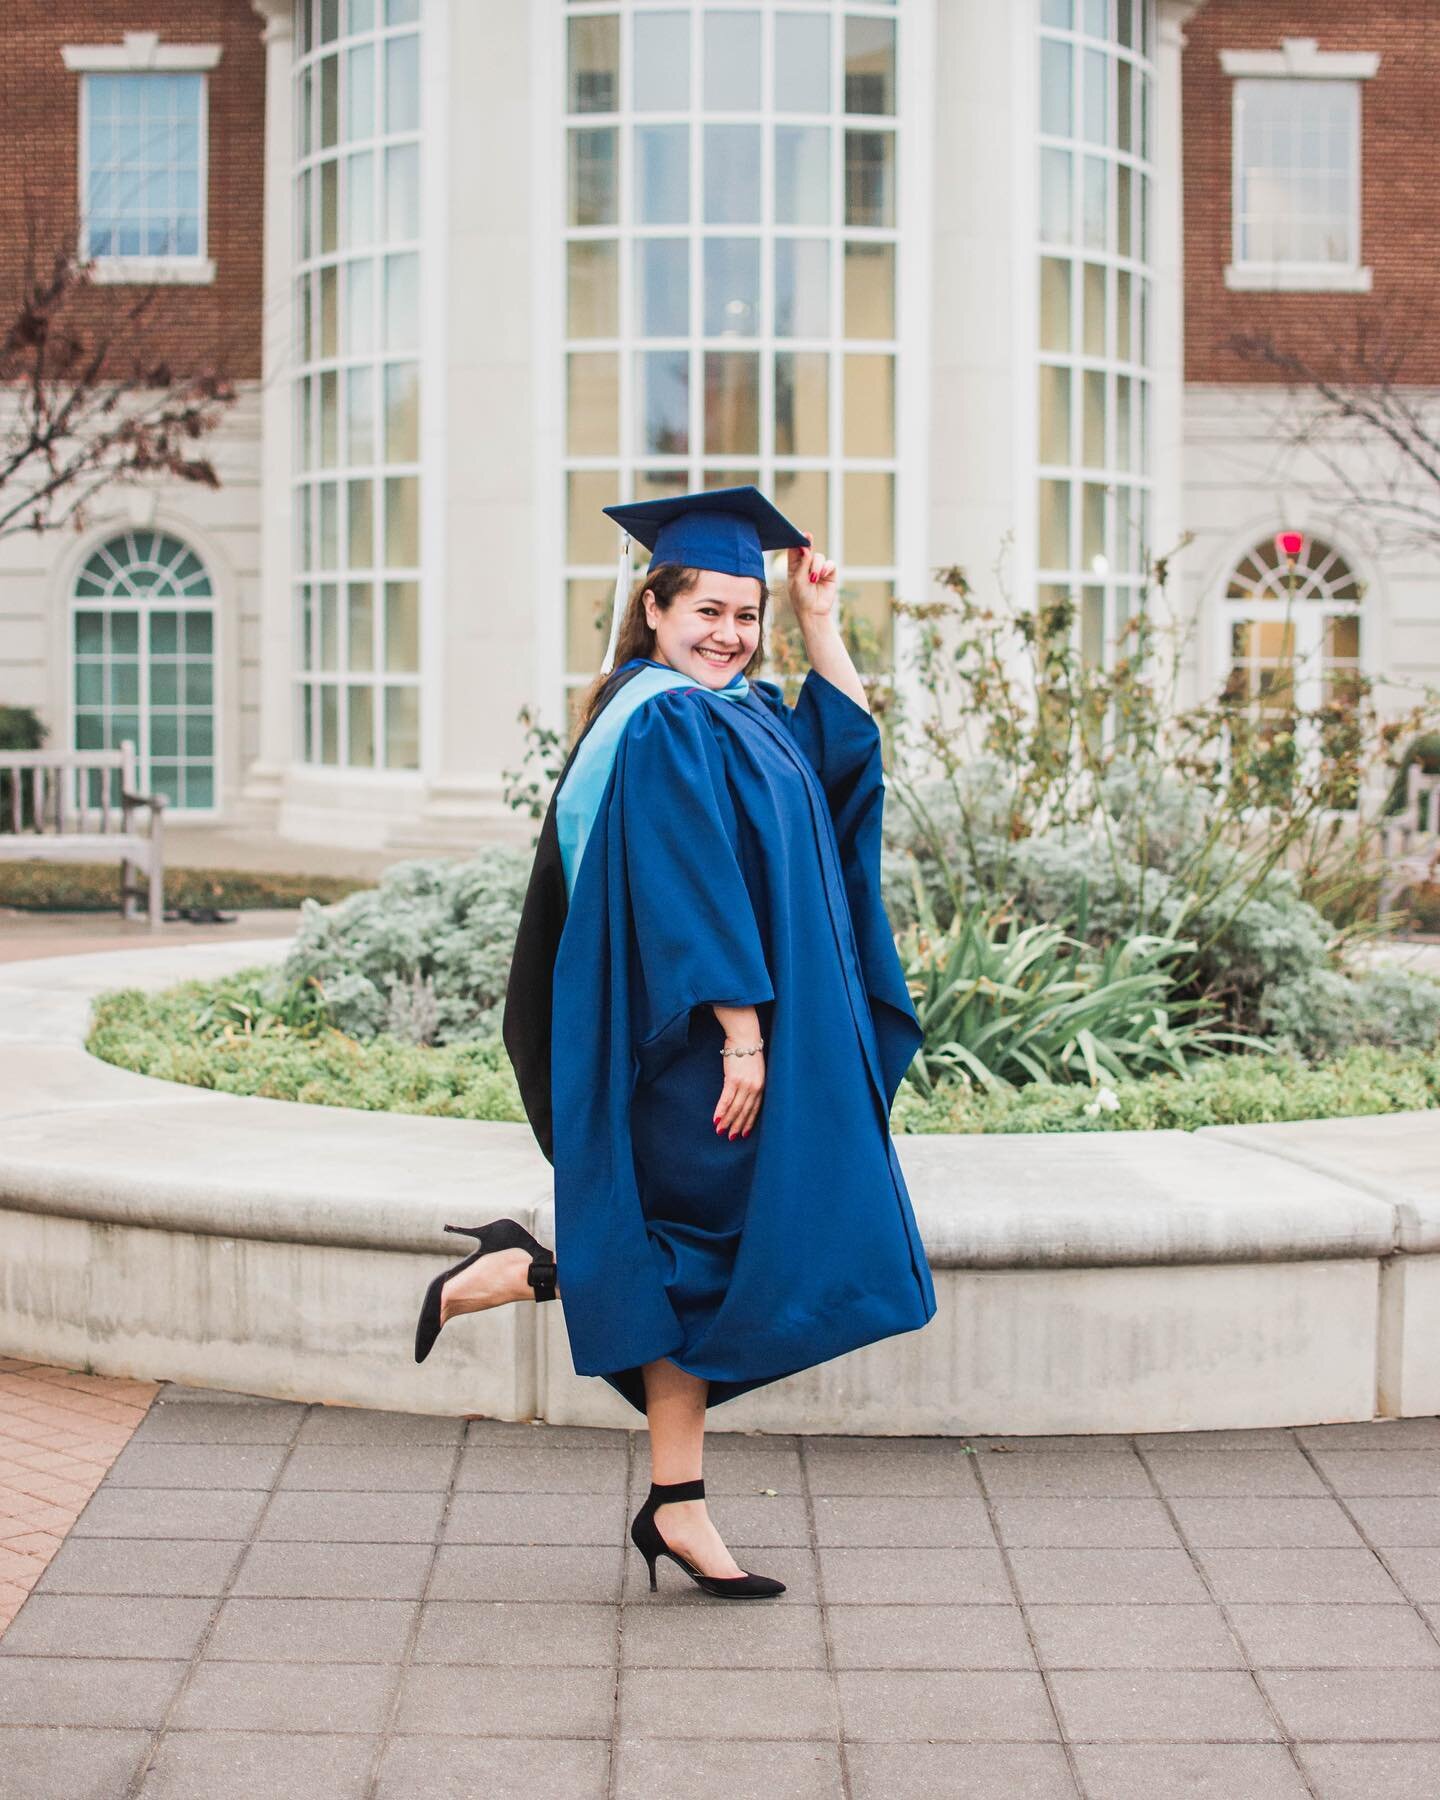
[240, 0, 296, 818]
[1150, 1, 1205, 692]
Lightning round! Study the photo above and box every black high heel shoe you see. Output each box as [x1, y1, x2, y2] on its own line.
[413, 1219, 558, 1364]
[630, 1477, 785, 1599]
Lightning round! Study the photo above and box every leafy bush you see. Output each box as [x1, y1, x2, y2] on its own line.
[280, 850, 531, 1045]
[1257, 964, 1440, 1061]
[1, 705, 47, 831]
[89, 974, 1440, 1135]
[0, 861, 367, 912]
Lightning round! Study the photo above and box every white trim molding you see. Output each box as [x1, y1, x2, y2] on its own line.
[1225, 262, 1372, 293]
[1219, 39, 1379, 81]
[62, 34, 222, 72]
[89, 256, 216, 286]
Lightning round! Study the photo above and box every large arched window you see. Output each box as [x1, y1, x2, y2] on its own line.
[72, 529, 217, 811]
[1223, 531, 1364, 729]
[562, 0, 903, 729]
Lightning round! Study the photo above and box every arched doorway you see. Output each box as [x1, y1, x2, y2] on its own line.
[71, 529, 218, 812]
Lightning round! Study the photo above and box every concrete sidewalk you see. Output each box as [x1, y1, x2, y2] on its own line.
[0, 1387, 1437, 1799]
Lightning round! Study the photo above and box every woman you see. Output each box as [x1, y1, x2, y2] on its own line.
[415, 485, 935, 1599]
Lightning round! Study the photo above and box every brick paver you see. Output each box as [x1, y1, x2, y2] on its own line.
[0, 1361, 158, 1635]
[0, 1391, 1437, 1798]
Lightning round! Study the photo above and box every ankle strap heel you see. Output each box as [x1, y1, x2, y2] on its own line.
[647, 1477, 705, 1504]
[628, 1475, 784, 1600]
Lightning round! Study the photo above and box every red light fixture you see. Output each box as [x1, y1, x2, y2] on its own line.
[1276, 530, 1304, 560]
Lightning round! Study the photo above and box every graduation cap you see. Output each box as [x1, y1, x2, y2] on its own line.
[598, 484, 809, 674]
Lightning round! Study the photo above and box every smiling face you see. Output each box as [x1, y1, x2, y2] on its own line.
[643, 569, 764, 688]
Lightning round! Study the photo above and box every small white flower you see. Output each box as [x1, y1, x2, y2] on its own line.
[1095, 1085, 1120, 1113]
[1082, 1100, 1099, 1118]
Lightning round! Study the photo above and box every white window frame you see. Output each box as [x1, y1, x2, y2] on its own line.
[63, 33, 221, 286]
[1221, 37, 1378, 294]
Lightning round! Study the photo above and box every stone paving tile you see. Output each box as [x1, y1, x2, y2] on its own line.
[1047, 1668, 1282, 1742]
[1167, 1495, 1365, 1548]
[810, 1495, 994, 1547]
[1380, 1549, 1440, 1602]
[1071, 1743, 1310, 1798]
[1142, 1449, 1330, 1497]
[278, 1446, 458, 1492]
[231, 1540, 434, 1601]
[374, 1735, 610, 1800]
[442, 1490, 627, 1546]
[836, 1669, 1059, 1742]
[104, 1441, 288, 1491]
[962, 1434, 1137, 1455]
[1297, 1742, 1440, 1799]
[132, 1401, 303, 1445]
[258, 1489, 448, 1543]
[36, 1536, 242, 1597]
[135, 1729, 378, 1800]
[68, 1485, 268, 1541]
[613, 1737, 843, 1799]
[848, 1741, 1079, 1798]
[1025, 1603, 1244, 1670]
[1197, 1547, 1408, 1604]
[620, 1666, 839, 1739]
[395, 1662, 613, 1737]
[206, 1597, 419, 1664]
[0, 1594, 212, 1661]
[1296, 1419, 1440, 1450]
[0, 1656, 188, 1727]
[991, 1496, 1181, 1548]
[1347, 1498, 1440, 1546]
[1131, 1428, 1302, 1453]
[1226, 1602, 1440, 1669]
[1258, 1669, 1440, 1740]
[414, 1600, 618, 1666]
[826, 1602, 1035, 1670]
[816, 1545, 1010, 1605]
[298, 1407, 465, 1446]
[794, 1449, 974, 1497]
[460, 1446, 629, 1494]
[975, 1451, 1155, 1497]
[1007, 1547, 1211, 1605]
[0, 1726, 151, 1800]
[1306, 1452, 1440, 1497]
[431, 1544, 624, 1603]
[171, 1658, 399, 1733]
[621, 1600, 826, 1668]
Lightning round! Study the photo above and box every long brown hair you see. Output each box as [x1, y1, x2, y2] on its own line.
[574, 563, 771, 732]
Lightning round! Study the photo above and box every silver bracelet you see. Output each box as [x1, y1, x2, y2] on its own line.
[720, 1037, 765, 1058]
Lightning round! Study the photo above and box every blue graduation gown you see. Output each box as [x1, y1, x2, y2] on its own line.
[549, 660, 936, 1412]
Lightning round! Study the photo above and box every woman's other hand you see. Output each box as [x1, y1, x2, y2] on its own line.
[712, 1003, 765, 1140]
[786, 531, 838, 629]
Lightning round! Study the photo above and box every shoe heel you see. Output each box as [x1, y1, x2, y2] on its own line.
[645, 1553, 658, 1592]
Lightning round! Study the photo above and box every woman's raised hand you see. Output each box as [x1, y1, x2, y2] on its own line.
[787, 530, 838, 630]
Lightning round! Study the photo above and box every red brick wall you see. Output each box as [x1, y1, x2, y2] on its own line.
[1182, 0, 1440, 383]
[0, 1, 266, 381]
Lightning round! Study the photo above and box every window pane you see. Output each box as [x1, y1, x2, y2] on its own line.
[1083, 48, 1106, 143]
[347, 685, 375, 768]
[320, 371, 338, 466]
[344, 258, 374, 354]
[347, 477, 374, 566]
[348, 581, 374, 671]
[773, 12, 829, 113]
[1040, 39, 1072, 138]
[567, 469, 620, 561]
[637, 237, 690, 337]
[385, 475, 420, 565]
[345, 43, 375, 139]
[1082, 154, 1106, 249]
[705, 11, 761, 110]
[1038, 478, 1070, 568]
[569, 127, 617, 226]
[568, 239, 619, 337]
[704, 125, 761, 224]
[319, 583, 339, 669]
[774, 351, 828, 456]
[385, 33, 419, 132]
[567, 578, 611, 667]
[703, 238, 759, 337]
[568, 14, 619, 114]
[844, 131, 894, 228]
[775, 237, 829, 337]
[774, 469, 829, 555]
[638, 349, 689, 454]
[1040, 147, 1072, 244]
[776, 126, 830, 226]
[1083, 261, 1105, 355]
[384, 362, 419, 462]
[384, 252, 419, 350]
[384, 685, 420, 769]
[844, 241, 893, 338]
[567, 351, 620, 454]
[1039, 256, 1071, 351]
[1083, 482, 1106, 565]
[347, 366, 376, 465]
[385, 580, 420, 671]
[1039, 363, 1070, 465]
[634, 10, 690, 109]
[320, 160, 339, 254]
[637, 124, 689, 224]
[845, 17, 895, 115]
[1083, 368, 1105, 467]
[844, 354, 893, 457]
[844, 472, 893, 565]
[703, 351, 760, 454]
[343, 151, 374, 251]
[385, 143, 419, 239]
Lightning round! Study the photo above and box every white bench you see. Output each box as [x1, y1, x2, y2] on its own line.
[0, 742, 166, 928]
[1380, 763, 1440, 925]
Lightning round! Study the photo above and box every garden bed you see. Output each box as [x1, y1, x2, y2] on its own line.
[88, 968, 1440, 1135]
[0, 860, 368, 913]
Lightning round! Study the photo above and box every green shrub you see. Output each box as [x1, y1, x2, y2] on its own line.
[0, 705, 47, 831]
[0, 861, 368, 912]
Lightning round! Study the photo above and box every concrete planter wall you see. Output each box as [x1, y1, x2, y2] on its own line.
[1, 944, 1437, 1435]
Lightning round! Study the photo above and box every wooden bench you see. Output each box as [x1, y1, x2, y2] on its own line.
[0, 743, 167, 928]
[1379, 763, 1440, 926]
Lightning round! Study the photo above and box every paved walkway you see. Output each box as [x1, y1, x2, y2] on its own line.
[0, 908, 299, 966]
[0, 1387, 1437, 1799]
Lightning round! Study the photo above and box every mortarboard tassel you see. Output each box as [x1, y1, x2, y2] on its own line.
[599, 532, 631, 677]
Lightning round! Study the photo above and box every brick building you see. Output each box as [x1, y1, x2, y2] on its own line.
[0, 0, 1435, 848]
